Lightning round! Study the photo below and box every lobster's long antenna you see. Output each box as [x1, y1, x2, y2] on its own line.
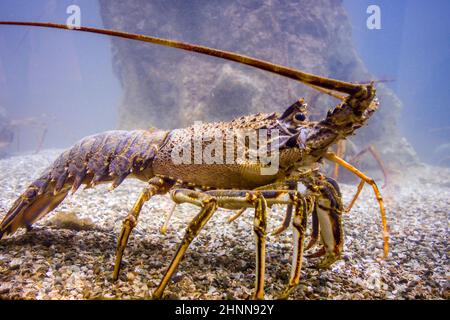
[0, 21, 362, 95]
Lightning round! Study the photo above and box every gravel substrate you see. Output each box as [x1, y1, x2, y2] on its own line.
[0, 149, 448, 300]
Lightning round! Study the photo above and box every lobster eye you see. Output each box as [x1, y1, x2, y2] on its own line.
[294, 112, 306, 122]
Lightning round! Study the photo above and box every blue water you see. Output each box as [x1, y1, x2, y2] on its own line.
[344, 0, 450, 163]
[0, 0, 448, 164]
[0, 0, 120, 150]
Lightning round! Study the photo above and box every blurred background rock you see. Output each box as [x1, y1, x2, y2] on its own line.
[99, 0, 418, 172]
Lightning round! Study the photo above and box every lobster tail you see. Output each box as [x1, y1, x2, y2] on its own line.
[0, 129, 168, 238]
[0, 176, 69, 239]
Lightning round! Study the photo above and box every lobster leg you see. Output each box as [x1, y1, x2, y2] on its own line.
[346, 179, 365, 212]
[252, 194, 268, 300]
[153, 190, 218, 299]
[271, 179, 302, 236]
[279, 196, 308, 299]
[325, 152, 389, 257]
[34, 125, 48, 154]
[152, 188, 300, 299]
[159, 203, 177, 235]
[301, 175, 344, 269]
[314, 196, 343, 268]
[305, 207, 319, 250]
[113, 177, 174, 281]
[271, 204, 293, 236]
[228, 208, 246, 223]
[332, 140, 347, 180]
[223, 187, 314, 298]
[349, 145, 389, 189]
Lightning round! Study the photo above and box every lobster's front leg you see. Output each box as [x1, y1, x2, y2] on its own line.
[252, 193, 268, 300]
[325, 152, 389, 257]
[279, 196, 308, 299]
[153, 189, 297, 299]
[205, 189, 305, 299]
[271, 204, 293, 235]
[153, 189, 218, 299]
[306, 176, 345, 269]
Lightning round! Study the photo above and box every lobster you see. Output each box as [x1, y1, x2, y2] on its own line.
[0, 21, 388, 300]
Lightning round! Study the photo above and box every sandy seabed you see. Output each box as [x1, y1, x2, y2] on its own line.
[0, 149, 448, 300]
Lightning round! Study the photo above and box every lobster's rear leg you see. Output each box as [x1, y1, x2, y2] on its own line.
[113, 177, 175, 281]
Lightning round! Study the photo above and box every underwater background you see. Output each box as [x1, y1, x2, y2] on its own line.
[0, 0, 448, 300]
[0, 0, 449, 166]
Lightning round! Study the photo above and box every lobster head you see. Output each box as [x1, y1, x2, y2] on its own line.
[276, 83, 378, 156]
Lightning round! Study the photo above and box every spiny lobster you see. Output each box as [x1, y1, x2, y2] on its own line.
[0, 21, 388, 299]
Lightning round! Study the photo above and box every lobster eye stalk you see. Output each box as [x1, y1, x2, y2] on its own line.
[0, 21, 364, 96]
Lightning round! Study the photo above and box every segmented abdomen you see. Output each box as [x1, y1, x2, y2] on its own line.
[0, 128, 168, 238]
[51, 129, 168, 192]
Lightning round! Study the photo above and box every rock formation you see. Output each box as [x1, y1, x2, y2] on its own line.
[99, 0, 418, 170]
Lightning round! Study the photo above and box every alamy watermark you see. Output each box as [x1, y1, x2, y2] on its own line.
[66, 5, 81, 29]
[367, 5, 381, 30]
[170, 122, 281, 175]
